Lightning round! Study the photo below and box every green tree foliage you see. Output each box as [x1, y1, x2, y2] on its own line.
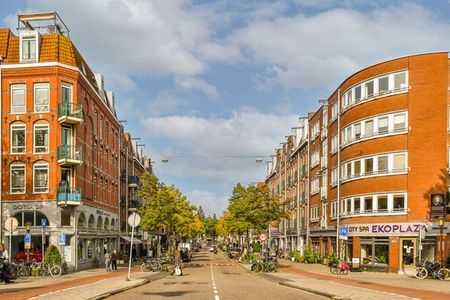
[138, 171, 203, 240]
[203, 216, 218, 239]
[44, 244, 62, 266]
[223, 183, 285, 235]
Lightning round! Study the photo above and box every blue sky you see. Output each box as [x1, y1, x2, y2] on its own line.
[2, 0, 450, 216]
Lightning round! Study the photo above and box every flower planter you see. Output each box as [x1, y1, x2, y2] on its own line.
[291, 257, 295, 262]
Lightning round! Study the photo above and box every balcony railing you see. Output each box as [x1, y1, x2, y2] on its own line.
[57, 145, 83, 165]
[58, 102, 83, 125]
[128, 175, 139, 187]
[57, 187, 82, 206]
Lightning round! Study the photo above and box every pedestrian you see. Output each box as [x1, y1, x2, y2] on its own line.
[0, 243, 13, 283]
[111, 250, 117, 270]
[104, 250, 111, 272]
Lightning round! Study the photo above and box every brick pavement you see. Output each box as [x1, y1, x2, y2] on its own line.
[238, 260, 450, 300]
[0, 265, 164, 300]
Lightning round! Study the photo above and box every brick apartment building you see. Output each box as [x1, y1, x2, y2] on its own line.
[266, 52, 450, 272]
[0, 12, 150, 270]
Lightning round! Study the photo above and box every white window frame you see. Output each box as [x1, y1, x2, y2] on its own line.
[11, 84, 27, 114]
[330, 168, 338, 186]
[33, 163, 49, 193]
[310, 205, 319, 221]
[331, 134, 338, 154]
[340, 192, 407, 218]
[311, 150, 320, 168]
[311, 121, 320, 139]
[310, 177, 320, 194]
[341, 70, 409, 112]
[33, 124, 49, 154]
[10, 164, 26, 194]
[11, 123, 26, 154]
[20, 35, 38, 63]
[331, 102, 338, 122]
[34, 83, 50, 113]
[330, 201, 338, 219]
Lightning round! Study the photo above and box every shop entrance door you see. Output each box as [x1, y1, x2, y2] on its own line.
[400, 238, 416, 271]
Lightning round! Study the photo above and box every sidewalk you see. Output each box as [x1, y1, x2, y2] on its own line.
[0, 265, 167, 300]
[238, 259, 450, 300]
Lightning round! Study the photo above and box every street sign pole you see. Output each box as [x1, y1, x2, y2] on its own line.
[9, 220, 12, 263]
[126, 211, 141, 281]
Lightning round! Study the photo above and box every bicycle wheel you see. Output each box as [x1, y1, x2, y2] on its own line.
[141, 263, 148, 272]
[414, 267, 428, 279]
[341, 268, 349, 275]
[437, 268, 450, 281]
[19, 265, 31, 277]
[267, 261, 277, 273]
[330, 264, 338, 275]
[50, 265, 62, 277]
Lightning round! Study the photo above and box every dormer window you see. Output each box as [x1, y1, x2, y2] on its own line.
[20, 34, 39, 63]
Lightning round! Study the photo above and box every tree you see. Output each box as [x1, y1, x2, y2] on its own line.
[197, 206, 205, 219]
[203, 216, 218, 241]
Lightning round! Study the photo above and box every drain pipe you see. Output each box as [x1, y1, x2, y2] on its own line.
[336, 89, 341, 257]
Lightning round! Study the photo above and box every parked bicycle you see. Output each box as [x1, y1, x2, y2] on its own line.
[414, 259, 450, 281]
[37, 262, 62, 277]
[250, 256, 277, 273]
[330, 261, 350, 275]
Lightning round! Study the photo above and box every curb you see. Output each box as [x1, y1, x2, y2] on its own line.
[87, 272, 168, 300]
[279, 282, 346, 299]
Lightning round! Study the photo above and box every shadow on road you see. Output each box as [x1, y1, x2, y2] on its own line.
[142, 291, 196, 297]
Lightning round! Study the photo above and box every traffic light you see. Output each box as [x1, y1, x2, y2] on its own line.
[25, 222, 31, 232]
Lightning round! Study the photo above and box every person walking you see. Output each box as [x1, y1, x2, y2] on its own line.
[0, 243, 13, 283]
[111, 250, 117, 270]
[104, 250, 111, 272]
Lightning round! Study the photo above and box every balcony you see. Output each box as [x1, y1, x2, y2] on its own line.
[58, 102, 83, 125]
[57, 187, 82, 206]
[128, 175, 139, 188]
[57, 145, 83, 165]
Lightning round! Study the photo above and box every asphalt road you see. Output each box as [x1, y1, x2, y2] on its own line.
[107, 249, 326, 300]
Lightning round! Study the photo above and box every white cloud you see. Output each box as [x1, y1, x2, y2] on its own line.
[175, 77, 219, 99]
[229, 3, 450, 90]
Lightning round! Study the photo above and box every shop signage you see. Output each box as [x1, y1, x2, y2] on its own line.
[13, 204, 43, 210]
[430, 194, 446, 219]
[347, 223, 429, 236]
[270, 230, 282, 237]
[339, 226, 348, 240]
[96, 210, 111, 217]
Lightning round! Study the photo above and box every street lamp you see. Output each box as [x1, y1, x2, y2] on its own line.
[439, 218, 446, 264]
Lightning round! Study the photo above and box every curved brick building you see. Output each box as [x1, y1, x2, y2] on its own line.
[266, 52, 450, 273]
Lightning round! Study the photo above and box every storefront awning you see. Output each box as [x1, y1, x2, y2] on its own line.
[120, 236, 143, 244]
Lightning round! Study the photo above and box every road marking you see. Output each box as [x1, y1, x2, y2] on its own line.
[210, 263, 220, 300]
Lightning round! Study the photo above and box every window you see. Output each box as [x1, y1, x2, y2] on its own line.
[393, 195, 405, 211]
[364, 196, 373, 213]
[346, 163, 352, 178]
[11, 84, 26, 113]
[354, 197, 361, 213]
[346, 198, 352, 213]
[21, 36, 36, 61]
[62, 82, 72, 102]
[33, 163, 49, 193]
[11, 164, 25, 194]
[354, 123, 361, 140]
[354, 160, 361, 177]
[11, 124, 26, 153]
[365, 158, 373, 174]
[331, 135, 338, 153]
[331, 201, 338, 218]
[394, 72, 406, 89]
[311, 178, 320, 194]
[61, 210, 71, 226]
[365, 120, 373, 136]
[310, 206, 319, 221]
[311, 121, 320, 138]
[311, 150, 320, 167]
[331, 102, 338, 121]
[354, 85, 361, 102]
[393, 153, 406, 170]
[34, 124, 49, 153]
[378, 76, 389, 93]
[331, 168, 338, 186]
[378, 117, 388, 133]
[34, 83, 49, 112]
[365, 81, 374, 97]
[377, 156, 388, 173]
[393, 113, 406, 130]
[378, 195, 388, 211]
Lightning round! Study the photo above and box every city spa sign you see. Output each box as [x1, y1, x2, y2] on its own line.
[347, 223, 428, 236]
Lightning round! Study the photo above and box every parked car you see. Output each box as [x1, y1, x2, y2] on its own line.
[15, 250, 43, 262]
[192, 243, 199, 252]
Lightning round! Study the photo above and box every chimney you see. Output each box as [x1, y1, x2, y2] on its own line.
[95, 74, 105, 98]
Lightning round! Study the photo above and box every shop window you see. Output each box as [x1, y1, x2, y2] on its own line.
[87, 240, 93, 259]
[361, 238, 389, 267]
[78, 240, 85, 260]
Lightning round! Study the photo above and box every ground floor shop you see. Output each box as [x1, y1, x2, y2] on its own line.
[1, 201, 120, 270]
[341, 222, 449, 273]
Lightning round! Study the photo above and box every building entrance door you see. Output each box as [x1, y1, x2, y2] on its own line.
[400, 238, 416, 271]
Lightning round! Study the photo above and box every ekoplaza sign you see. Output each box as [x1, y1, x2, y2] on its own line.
[347, 223, 427, 236]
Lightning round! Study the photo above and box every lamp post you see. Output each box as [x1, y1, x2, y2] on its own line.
[439, 218, 446, 265]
